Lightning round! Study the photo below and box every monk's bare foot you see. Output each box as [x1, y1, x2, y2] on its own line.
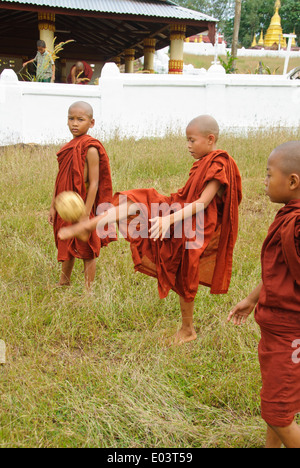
[55, 281, 71, 288]
[58, 224, 90, 242]
[166, 327, 197, 347]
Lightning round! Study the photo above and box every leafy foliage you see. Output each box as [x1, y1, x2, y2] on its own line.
[175, 0, 299, 48]
[174, 0, 235, 27]
[280, 0, 300, 38]
[218, 50, 238, 73]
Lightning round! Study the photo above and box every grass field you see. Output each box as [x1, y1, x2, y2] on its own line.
[184, 54, 300, 74]
[0, 128, 299, 448]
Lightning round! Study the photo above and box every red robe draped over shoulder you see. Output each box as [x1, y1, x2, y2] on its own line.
[54, 134, 116, 262]
[113, 150, 242, 302]
[67, 61, 93, 84]
[255, 199, 300, 427]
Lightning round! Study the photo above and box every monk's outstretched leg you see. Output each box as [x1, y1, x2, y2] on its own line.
[58, 201, 135, 242]
[168, 297, 197, 346]
[58, 216, 101, 243]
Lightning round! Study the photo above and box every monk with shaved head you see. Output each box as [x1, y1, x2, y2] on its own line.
[187, 115, 220, 141]
[228, 141, 300, 448]
[59, 115, 242, 345]
[68, 61, 93, 85]
[48, 101, 116, 289]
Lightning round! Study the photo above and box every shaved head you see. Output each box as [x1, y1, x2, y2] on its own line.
[269, 141, 300, 176]
[68, 101, 93, 119]
[187, 115, 219, 142]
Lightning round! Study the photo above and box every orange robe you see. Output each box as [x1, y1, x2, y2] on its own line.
[255, 199, 300, 427]
[54, 134, 116, 262]
[113, 150, 242, 302]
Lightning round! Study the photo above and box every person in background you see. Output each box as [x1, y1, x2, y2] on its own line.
[67, 61, 93, 85]
[23, 40, 55, 83]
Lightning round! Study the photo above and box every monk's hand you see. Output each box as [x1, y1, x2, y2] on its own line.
[149, 215, 171, 241]
[48, 206, 56, 226]
[227, 298, 255, 326]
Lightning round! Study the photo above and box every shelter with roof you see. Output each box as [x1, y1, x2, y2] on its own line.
[0, 0, 217, 80]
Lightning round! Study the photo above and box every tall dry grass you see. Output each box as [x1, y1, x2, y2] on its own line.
[0, 127, 299, 447]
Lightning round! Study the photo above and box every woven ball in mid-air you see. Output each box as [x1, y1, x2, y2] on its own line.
[55, 191, 86, 223]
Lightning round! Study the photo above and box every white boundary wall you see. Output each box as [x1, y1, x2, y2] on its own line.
[0, 64, 299, 146]
[183, 42, 300, 58]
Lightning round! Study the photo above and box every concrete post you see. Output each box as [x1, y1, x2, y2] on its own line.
[38, 12, 55, 52]
[143, 38, 156, 73]
[169, 24, 186, 74]
[124, 49, 135, 73]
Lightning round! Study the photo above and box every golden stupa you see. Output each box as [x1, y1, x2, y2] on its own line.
[251, 34, 257, 47]
[264, 0, 285, 47]
[258, 30, 264, 46]
[291, 30, 297, 47]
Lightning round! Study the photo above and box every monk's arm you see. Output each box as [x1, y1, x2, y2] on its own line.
[48, 182, 57, 226]
[70, 67, 76, 84]
[22, 58, 35, 67]
[84, 147, 100, 217]
[172, 179, 221, 224]
[149, 179, 221, 240]
[227, 281, 263, 325]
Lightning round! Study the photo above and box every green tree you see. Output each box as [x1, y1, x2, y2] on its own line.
[174, 0, 234, 26]
[238, 0, 274, 48]
[223, 0, 299, 48]
[176, 0, 299, 47]
[281, 0, 300, 38]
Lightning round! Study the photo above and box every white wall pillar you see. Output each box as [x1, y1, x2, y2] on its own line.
[99, 63, 124, 138]
[0, 70, 23, 144]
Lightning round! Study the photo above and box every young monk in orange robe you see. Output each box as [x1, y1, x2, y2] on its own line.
[48, 101, 116, 289]
[228, 141, 300, 448]
[58, 115, 242, 344]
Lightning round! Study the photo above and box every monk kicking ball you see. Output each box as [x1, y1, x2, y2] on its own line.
[55, 191, 86, 223]
[59, 115, 242, 345]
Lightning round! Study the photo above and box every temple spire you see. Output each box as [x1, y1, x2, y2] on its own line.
[258, 30, 264, 46]
[251, 34, 257, 47]
[264, 0, 284, 48]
